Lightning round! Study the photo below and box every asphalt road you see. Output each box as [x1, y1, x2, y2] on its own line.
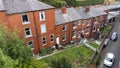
[98, 21, 120, 68]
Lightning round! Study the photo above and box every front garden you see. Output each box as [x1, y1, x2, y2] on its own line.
[34, 45, 94, 68]
[89, 42, 99, 49]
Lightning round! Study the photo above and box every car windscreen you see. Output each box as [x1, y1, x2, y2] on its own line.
[106, 56, 113, 62]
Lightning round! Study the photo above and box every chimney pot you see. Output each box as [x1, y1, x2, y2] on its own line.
[85, 6, 90, 12]
[61, 6, 66, 14]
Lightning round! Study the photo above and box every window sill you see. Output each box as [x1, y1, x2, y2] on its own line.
[23, 22, 30, 25]
[40, 19, 46, 21]
[72, 36, 76, 38]
[50, 41, 54, 43]
[31, 48, 34, 51]
[86, 32, 89, 35]
[93, 30, 96, 32]
[62, 39, 66, 41]
[62, 30, 67, 31]
[26, 35, 32, 38]
[87, 24, 90, 26]
[73, 27, 77, 29]
[42, 44, 46, 46]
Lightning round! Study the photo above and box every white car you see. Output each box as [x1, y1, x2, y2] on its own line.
[110, 32, 118, 41]
[104, 53, 115, 67]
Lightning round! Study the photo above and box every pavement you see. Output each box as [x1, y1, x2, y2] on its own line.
[98, 20, 120, 68]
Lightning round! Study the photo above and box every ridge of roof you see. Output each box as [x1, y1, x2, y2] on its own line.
[2, 0, 54, 14]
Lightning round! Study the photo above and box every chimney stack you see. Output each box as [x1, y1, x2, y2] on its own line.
[61, 6, 66, 14]
[85, 6, 90, 12]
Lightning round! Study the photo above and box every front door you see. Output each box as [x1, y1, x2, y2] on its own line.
[56, 37, 60, 45]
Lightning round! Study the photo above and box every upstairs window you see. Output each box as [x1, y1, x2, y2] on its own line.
[42, 37, 46, 45]
[93, 25, 96, 32]
[62, 24, 67, 31]
[27, 41, 34, 48]
[22, 14, 29, 24]
[73, 22, 77, 29]
[95, 17, 98, 22]
[39, 11, 46, 21]
[41, 24, 47, 33]
[78, 20, 82, 25]
[50, 35, 54, 42]
[24, 28, 32, 38]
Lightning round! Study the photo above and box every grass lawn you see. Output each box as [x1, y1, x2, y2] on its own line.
[89, 42, 99, 49]
[36, 45, 94, 68]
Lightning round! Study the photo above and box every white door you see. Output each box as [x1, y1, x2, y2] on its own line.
[56, 37, 60, 45]
[78, 31, 81, 38]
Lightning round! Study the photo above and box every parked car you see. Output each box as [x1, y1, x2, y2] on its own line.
[103, 38, 109, 46]
[104, 53, 115, 67]
[110, 32, 118, 41]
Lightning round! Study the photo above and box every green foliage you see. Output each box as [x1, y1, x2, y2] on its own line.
[89, 42, 99, 49]
[40, 0, 104, 7]
[29, 59, 48, 68]
[102, 25, 111, 33]
[39, 47, 53, 56]
[40, 46, 94, 67]
[0, 23, 32, 68]
[93, 52, 101, 65]
[49, 56, 73, 68]
[0, 48, 14, 68]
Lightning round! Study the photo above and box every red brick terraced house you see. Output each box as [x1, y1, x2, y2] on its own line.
[55, 7, 82, 46]
[0, 0, 108, 54]
[77, 6, 107, 39]
[0, 0, 55, 54]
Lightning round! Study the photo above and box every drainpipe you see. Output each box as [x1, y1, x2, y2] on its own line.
[33, 12, 40, 54]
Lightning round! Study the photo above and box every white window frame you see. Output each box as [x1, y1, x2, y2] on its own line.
[87, 20, 91, 26]
[82, 20, 86, 25]
[62, 34, 66, 41]
[93, 25, 96, 32]
[24, 28, 32, 38]
[73, 22, 77, 29]
[62, 24, 67, 31]
[72, 31, 76, 38]
[21, 14, 30, 24]
[50, 34, 54, 42]
[78, 20, 82, 25]
[27, 40, 34, 49]
[82, 30, 84, 34]
[39, 11, 46, 21]
[86, 28, 89, 34]
[41, 24, 47, 34]
[42, 37, 46, 45]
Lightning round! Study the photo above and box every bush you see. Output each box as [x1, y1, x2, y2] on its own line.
[49, 56, 73, 68]
[39, 47, 53, 56]
[93, 52, 101, 65]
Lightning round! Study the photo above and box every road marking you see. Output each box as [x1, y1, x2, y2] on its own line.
[118, 61, 120, 68]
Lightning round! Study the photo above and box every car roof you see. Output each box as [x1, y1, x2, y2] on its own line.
[113, 32, 117, 34]
[107, 53, 114, 59]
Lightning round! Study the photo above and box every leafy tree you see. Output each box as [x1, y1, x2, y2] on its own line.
[0, 48, 14, 68]
[49, 56, 73, 68]
[0, 23, 32, 67]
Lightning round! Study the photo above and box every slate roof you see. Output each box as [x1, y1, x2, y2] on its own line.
[55, 7, 82, 25]
[77, 7, 107, 19]
[98, 3, 120, 11]
[1, 0, 54, 14]
[0, 0, 5, 11]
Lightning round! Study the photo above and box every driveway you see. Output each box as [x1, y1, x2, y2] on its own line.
[98, 20, 120, 68]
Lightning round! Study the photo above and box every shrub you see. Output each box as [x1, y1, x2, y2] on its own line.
[39, 47, 53, 56]
[49, 56, 73, 68]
